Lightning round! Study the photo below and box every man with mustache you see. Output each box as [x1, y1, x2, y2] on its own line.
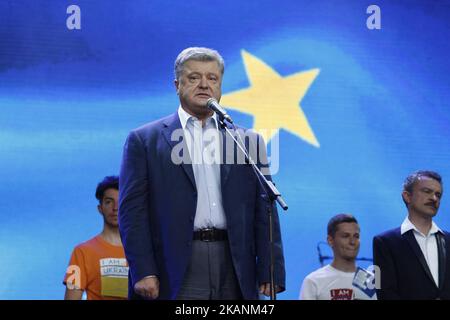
[373, 170, 450, 299]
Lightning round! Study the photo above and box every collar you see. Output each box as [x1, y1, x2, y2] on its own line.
[177, 105, 219, 130]
[400, 216, 442, 237]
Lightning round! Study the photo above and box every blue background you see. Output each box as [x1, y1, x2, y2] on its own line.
[0, 0, 449, 299]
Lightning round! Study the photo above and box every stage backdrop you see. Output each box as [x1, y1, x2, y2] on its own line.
[1, 0, 449, 299]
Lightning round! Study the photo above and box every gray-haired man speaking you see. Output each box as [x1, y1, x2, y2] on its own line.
[119, 47, 286, 300]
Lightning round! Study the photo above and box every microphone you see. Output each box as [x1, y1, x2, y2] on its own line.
[206, 98, 233, 123]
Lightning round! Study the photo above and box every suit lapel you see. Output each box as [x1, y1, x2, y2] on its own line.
[161, 113, 196, 190]
[403, 230, 437, 288]
[436, 232, 447, 290]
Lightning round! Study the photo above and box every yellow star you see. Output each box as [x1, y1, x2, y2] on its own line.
[220, 50, 320, 147]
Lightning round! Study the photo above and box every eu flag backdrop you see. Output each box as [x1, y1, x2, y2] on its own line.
[0, 0, 449, 299]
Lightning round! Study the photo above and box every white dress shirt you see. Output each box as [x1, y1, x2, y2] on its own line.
[178, 106, 227, 230]
[400, 217, 442, 286]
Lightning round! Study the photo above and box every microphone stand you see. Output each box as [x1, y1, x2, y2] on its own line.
[218, 118, 288, 300]
[317, 242, 333, 267]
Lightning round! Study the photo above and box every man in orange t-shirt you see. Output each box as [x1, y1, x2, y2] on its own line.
[63, 176, 129, 300]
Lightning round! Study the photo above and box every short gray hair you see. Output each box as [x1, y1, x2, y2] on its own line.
[174, 47, 225, 80]
[403, 170, 442, 193]
[402, 170, 443, 207]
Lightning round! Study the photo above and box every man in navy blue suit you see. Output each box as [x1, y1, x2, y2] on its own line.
[118, 47, 285, 300]
[373, 170, 450, 299]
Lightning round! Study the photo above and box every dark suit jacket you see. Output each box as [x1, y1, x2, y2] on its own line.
[373, 227, 450, 300]
[119, 112, 285, 299]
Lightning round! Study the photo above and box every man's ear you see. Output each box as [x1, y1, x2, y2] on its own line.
[402, 191, 411, 206]
[174, 79, 179, 95]
[327, 235, 334, 248]
[97, 204, 102, 214]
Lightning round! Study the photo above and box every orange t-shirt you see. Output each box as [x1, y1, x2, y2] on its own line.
[63, 235, 129, 300]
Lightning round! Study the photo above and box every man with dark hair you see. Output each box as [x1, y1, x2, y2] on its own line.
[119, 47, 285, 300]
[95, 175, 119, 202]
[327, 214, 358, 237]
[300, 214, 376, 300]
[373, 170, 450, 299]
[63, 176, 129, 300]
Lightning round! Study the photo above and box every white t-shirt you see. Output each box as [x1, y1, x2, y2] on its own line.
[299, 264, 377, 300]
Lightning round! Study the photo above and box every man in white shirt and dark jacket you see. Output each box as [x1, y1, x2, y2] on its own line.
[373, 170, 450, 300]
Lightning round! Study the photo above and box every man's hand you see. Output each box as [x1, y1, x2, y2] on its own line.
[259, 283, 282, 297]
[134, 276, 160, 299]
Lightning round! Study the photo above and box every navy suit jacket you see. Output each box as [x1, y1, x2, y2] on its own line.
[373, 227, 450, 300]
[119, 112, 285, 299]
